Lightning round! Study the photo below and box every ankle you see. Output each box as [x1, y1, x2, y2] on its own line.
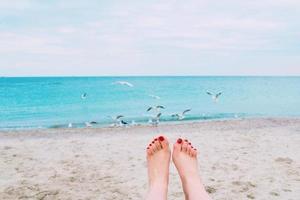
[149, 178, 169, 190]
[181, 173, 202, 187]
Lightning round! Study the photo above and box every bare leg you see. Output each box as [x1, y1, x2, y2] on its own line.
[146, 136, 171, 200]
[172, 138, 211, 200]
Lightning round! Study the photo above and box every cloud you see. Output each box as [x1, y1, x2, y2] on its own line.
[0, 0, 299, 75]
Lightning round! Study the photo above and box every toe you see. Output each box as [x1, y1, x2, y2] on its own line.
[158, 135, 169, 149]
[182, 139, 189, 152]
[187, 144, 193, 156]
[193, 148, 198, 157]
[149, 143, 155, 154]
[146, 147, 152, 156]
[173, 138, 183, 152]
[154, 138, 162, 150]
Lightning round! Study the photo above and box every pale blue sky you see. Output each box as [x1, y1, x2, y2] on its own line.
[0, 0, 299, 76]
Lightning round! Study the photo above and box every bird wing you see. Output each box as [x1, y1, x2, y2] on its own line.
[157, 105, 165, 109]
[116, 115, 124, 119]
[149, 94, 160, 99]
[157, 113, 162, 118]
[216, 92, 222, 97]
[125, 82, 133, 87]
[183, 109, 191, 115]
[81, 93, 87, 98]
[147, 107, 153, 112]
[121, 120, 128, 124]
[206, 91, 212, 96]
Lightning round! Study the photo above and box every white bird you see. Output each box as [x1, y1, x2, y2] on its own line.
[206, 91, 222, 102]
[113, 81, 133, 87]
[81, 93, 87, 99]
[153, 113, 162, 125]
[68, 123, 73, 128]
[172, 109, 191, 120]
[148, 94, 161, 99]
[109, 115, 124, 126]
[85, 122, 92, 127]
[131, 120, 137, 126]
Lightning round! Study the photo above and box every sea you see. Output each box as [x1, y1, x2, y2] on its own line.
[0, 76, 300, 130]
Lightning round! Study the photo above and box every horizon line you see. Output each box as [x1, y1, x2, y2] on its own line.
[1, 75, 300, 78]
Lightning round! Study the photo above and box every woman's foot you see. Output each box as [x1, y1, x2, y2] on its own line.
[172, 138, 211, 200]
[146, 136, 171, 200]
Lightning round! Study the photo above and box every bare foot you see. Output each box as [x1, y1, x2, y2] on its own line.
[172, 138, 211, 200]
[146, 136, 171, 200]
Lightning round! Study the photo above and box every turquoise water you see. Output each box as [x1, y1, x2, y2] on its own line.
[0, 76, 300, 129]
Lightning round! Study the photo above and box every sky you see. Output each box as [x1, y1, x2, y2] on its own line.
[0, 0, 300, 76]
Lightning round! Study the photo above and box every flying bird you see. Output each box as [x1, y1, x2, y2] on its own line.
[81, 93, 87, 99]
[85, 122, 92, 127]
[152, 113, 162, 125]
[109, 115, 125, 126]
[113, 81, 134, 87]
[148, 94, 161, 99]
[206, 91, 222, 102]
[172, 109, 192, 120]
[147, 105, 165, 112]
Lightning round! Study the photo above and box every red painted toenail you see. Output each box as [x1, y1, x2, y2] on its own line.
[188, 142, 191, 145]
[154, 138, 158, 141]
[147, 147, 149, 149]
[149, 144, 152, 146]
[158, 136, 164, 141]
[184, 139, 188, 142]
[177, 138, 182, 144]
[152, 141, 155, 144]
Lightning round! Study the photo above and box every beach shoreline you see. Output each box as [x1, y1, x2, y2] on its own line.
[1, 117, 299, 199]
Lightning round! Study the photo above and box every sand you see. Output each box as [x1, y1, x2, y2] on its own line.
[0, 118, 299, 200]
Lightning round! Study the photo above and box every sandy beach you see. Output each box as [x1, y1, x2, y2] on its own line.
[0, 118, 299, 200]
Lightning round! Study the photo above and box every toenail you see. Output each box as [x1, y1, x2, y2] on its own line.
[147, 147, 149, 149]
[184, 139, 188, 142]
[154, 138, 158, 141]
[191, 146, 193, 148]
[188, 142, 191, 145]
[177, 138, 182, 144]
[152, 141, 155, 144]
[158, 136, 164, 141]
[149, 144, 152, 146]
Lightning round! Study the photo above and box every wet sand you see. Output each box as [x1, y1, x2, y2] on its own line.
[0, 118, 300, 200]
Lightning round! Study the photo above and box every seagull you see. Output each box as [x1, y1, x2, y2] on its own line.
[68, 123, 73, 128]
[109, 115, 124, 126]
[147, 105, 165, 112]
[131, 120, 137, 126]
[81, 93, 87, 99]
[172, 109, 191, 120]
[206, 91, 222, 102]
[153, 113, 162, 125]
[85, 122, 92, 127]
[113, 81, 134, 87]
[148, 94, 161, 100]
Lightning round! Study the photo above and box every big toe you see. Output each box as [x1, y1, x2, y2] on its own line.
[158, 135, 169, 150]
[173, 138, 183, 152]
